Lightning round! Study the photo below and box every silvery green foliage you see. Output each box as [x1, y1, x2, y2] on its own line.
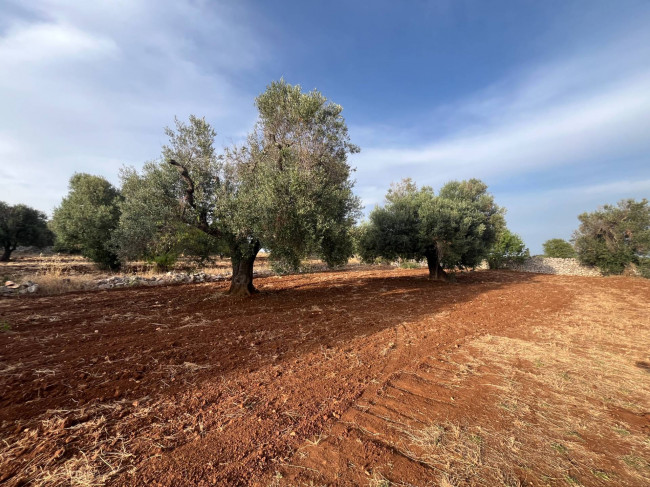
[114, 116, 226, 265]
[573, 198, 650, 275]
[51, 173, 122, 270]
[238, 80, 361, 268]
[358, 179, 433, 263]
[420, 179, 504, 269]
[359, 178, 504, 272]
[115, 81, 360, 273]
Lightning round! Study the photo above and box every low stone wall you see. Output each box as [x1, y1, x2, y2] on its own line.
[1, 272, 227, 296]
[94, 271, 228, 289]
[1, 280, 39, 295]
[1, 258, 604, 297]
[503, 256, 601, 277]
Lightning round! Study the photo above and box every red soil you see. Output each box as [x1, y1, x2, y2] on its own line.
[0, 269, 648, 486]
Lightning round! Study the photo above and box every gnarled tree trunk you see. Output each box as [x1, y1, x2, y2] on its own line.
[425, 247, 447, 281]
[1, 244, 14, 262]
[228, 242, 261, 296]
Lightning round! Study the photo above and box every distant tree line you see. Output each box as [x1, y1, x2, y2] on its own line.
[2, 80, 648, 283]
[0, 202, 52, 261]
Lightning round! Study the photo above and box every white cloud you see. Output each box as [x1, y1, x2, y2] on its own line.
[350, 24, 650, 253]
[0, 22, 117, 65]
[0, 0, 268, 213]
[353, 72, 650, 190]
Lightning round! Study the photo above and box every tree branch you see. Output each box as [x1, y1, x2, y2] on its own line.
[168, 158, 219, 237]
[168, 159, 196, 210]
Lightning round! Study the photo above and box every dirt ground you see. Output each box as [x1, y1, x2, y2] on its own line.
[0, 268, 648, 486]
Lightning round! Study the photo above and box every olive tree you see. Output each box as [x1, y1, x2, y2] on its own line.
[116, 80, 360, 294]
[0, 202, 53, 261]
[359, 178, 503, 280]
[357, 179, 433, 267]
[542, 238, 576, 258]
[114, 160, 225, 270]
[51, 173, 122, 270]
[573, 199, 649, 275]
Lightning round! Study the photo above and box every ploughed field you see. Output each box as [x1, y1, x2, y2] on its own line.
[0, 269, 648, 486]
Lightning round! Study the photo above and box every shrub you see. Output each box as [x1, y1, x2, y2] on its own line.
[488, 229, 529, 269]
[149, 252, 178, 272]
[543, 239, 576, 258]
[637, 257, 650, 279]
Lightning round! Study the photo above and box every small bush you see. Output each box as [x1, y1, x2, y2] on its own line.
[638, 258, 650, 279]
[543, 239, 576, 258]
[149, 252, 178, 272]
[488, 229, 529, 269]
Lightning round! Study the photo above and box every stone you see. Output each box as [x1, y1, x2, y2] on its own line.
[501, 256, 601, 277]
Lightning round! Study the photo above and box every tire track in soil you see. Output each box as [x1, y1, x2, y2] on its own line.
[280, 276, 650, 487]
[277, 275, 576, 486]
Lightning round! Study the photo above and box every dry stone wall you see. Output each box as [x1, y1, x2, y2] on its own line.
[502, 256, 602, 277]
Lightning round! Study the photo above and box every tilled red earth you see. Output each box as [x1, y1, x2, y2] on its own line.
[0, 269, 648, 486]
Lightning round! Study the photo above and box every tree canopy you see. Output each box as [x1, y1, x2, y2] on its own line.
[115, 80, 361, 294]
[0, 202, 52, 261]
[51, 173, 122, 270]
[358, 178, 504, 279]
[487, 229, 529, 269]
[573, 199, 649, 275]
[542, 238, 576, 258]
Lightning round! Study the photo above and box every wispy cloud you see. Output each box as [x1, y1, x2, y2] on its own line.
[0, 22, 117, 65]
[0, 0, 267, 212]
[351, 24, 650, 251]
[357, 74, 649, 178]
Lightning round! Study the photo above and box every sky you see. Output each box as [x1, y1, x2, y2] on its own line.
[1, 0, 649, 254]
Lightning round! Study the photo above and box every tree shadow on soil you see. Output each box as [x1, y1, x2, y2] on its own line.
[0, 269, 541, 425]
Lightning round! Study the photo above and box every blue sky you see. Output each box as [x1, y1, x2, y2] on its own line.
[1, 0, 649, 253]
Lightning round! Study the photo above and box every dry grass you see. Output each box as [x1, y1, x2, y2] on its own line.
[395, 289, 650, 486]
[33, 273, 95, 294]
[1, 405, 135, 486]
[1, 252, 366, 296]
[0, 394, 212, 486]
